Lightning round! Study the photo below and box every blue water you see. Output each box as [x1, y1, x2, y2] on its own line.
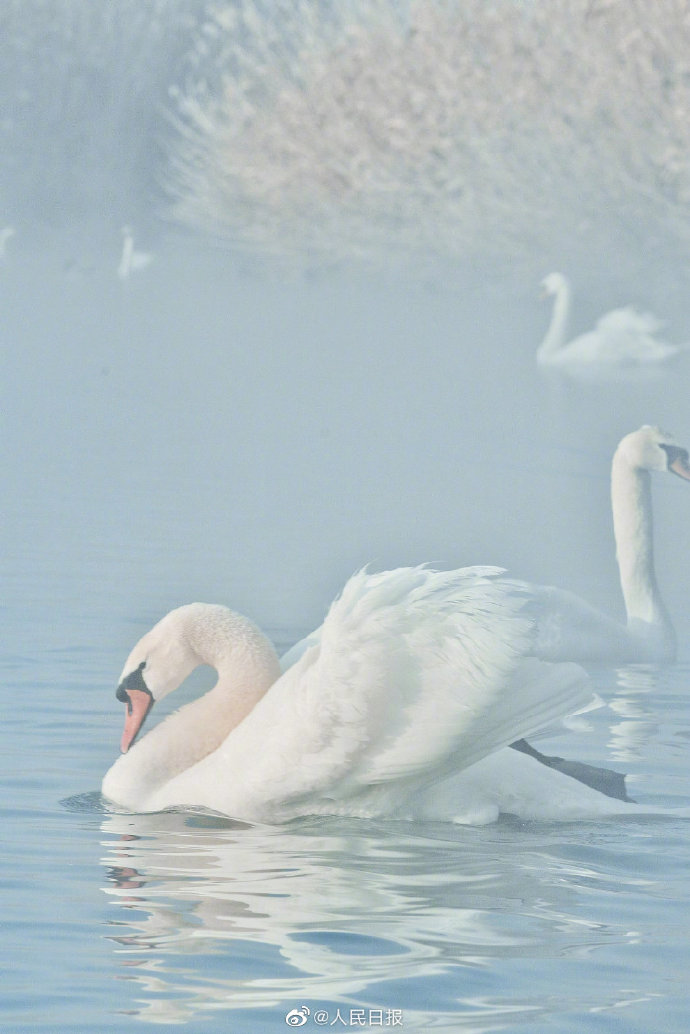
[5, 644, 690, 1032]
[3, 233, 690, 1032]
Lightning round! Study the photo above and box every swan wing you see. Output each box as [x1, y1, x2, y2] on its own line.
[237, 567, 591, 804]
[561, 328, 678, 366]
[595, 306, 665, 336]
[592, 308, 682, 363]
[280, 630, 322, 671]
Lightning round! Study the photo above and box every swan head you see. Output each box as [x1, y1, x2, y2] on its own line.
[540, 272, 569, 298]
[114, 603, 280, 754]
[115, 604, 207, 753]
[616, 425, 690, 480]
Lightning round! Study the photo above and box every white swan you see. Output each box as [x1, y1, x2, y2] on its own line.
[537, 272, 685, 368]
[279, 428, 689, 669]
[117, 225, 153, 280]
[0, 226, 15, 260]
[102, 566, 660, 824]
[522, 426, 690, 663]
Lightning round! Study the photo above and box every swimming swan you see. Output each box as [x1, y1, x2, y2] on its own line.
[102, 566, 661, 824]
[524, 426, 690, 663]
[117, 225, 153, 280]
[537, 272, 685, 368]
[0, 226, 15, 260]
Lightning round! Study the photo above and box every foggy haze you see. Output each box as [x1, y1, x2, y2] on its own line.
[5, 5, 690, 1030]
[3, 1, 690, 648]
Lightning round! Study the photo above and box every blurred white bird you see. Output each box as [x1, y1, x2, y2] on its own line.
[537, 272, 686, 368]
[117, 225, 153, 280]
[520, 425, 689, 664]
[0, 226, 15, 260]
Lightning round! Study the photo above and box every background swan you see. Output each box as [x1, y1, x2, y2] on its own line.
[0, 225, 15, 260]
[537, 272, 685, 367]
[522, 426, 690, 663]
[102, 566, 663, 824]
[117, 225, 153, 280]
[281, 428, 690, 668]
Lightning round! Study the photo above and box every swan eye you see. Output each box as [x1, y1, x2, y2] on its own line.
[116, 660, 149, 703]
[659, 444, 689, 469]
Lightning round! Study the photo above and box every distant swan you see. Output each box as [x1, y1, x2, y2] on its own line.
[537, 272, 685, 367]
[102, 566, 668, 824]
[523, 426, 690, 663]
[0, 226, 15, 260]
[117, 225, 153, 280]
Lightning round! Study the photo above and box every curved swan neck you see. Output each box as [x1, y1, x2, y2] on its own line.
[103, 609, 282, 807]
[159, 613, 282, 756]
[538, 280, 570, 359]
[611, 450, 672, 644]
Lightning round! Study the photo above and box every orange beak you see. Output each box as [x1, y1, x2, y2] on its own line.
[120, 688, 153, 753]
[670, 455, 690, 481]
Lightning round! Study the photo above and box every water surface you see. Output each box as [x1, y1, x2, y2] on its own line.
[3, 237, 690, 1031]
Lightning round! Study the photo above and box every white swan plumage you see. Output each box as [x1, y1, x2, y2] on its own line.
[102, 566, 666, 824]
[537, 272, 686, 368]
[517, 426, 690, 663]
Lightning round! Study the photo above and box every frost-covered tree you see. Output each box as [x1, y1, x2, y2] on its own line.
[167, 0, 690, 275]
[3, 1, 690, 278]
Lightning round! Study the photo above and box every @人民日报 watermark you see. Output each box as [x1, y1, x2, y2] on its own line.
[285, 1006, 403, 1026]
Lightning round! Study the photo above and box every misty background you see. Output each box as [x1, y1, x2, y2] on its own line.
[4, 4, 690, 1031]
[3, 0, 690, 660]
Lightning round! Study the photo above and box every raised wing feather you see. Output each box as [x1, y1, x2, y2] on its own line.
[595, 306, 665, 336]
[243, 567, 590, 805]
[592, 307, 682, 363]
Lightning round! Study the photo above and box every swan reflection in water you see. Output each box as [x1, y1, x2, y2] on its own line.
[608, 666, 661, 763]
[99, 809, 655, 1027]
[101, 811, 489, 1024]
[606, 663, 690, 814]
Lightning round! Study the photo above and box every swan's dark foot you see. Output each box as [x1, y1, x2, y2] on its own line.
[510, 738, 634, 803]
